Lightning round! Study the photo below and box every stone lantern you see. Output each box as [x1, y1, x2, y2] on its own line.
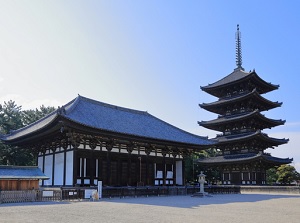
[192, 171, 209, 197]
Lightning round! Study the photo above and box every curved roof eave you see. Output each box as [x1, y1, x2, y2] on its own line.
[63, 117, 215, 148]
[197, 153, 292, 165]
[0, 111, 61, 142]
[216, 131, 289, 145]
[61, 111, 214, 147]
[201, 68, 250, 90]
[200, 88, 282, 110]
[199, 109, 285, 128]
[1, 95, 214, 147]
[201, 70, 279, 96]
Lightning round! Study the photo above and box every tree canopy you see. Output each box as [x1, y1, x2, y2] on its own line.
[276, 164, 300, 185]
[267, 164, 300, 185]
[0, 100, 56, 165]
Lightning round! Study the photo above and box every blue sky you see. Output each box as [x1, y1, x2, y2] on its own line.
[0, 1, 299, 171]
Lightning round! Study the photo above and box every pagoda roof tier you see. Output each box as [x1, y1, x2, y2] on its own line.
[199, 109, 285, 131]
[199, 88, 282, 115]
[214, 130, 288, 148]
[201, 68, 279, 98]
[196, 153, 293, 165]
[1, 95, 213, 148]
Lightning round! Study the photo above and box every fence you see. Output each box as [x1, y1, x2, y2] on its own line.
[96, 185, 240, 198]
[240, 186, 300, 194]
[0, 189, 62, 204]
[1, 186, 240, 203]
[2, 185, 299, 204]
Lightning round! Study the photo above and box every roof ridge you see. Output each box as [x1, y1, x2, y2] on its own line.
[76, 96, 209, 140]
[202, 69, 250, 89]
[76, 95, 149, 116]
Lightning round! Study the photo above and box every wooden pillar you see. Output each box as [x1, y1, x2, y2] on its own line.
[98, 157, 102, 182]
[72, 148, 78, 186]
[63, 148, 67, 186]
[162, 154, 166, 186]
[106, 151, 111, 185]
[145, 155, 149, 185]
[145, 147, 152, 185]
[172, 156, 177, 186]
[42, 150, 45, 187]
[229, 167, 232, 185]
[137, 157, 140, 185]
[127, 153, 132, 186]
[127, 145, 133, 186]
[90, 151, 95, 186]
[117, 156, 121, 186]
[81, 157, 85, 186]
[52, 148, 55, 186]
[106, 143, 113, 186]
[182, 158, 185, 185]
[136, 157, 140, 185]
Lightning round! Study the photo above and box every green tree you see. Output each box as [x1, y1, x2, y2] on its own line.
[22, 105, 55, 125]
[0, 101, 24, 165]
[276, 164, 300, 185]
[185, 148, 221, 185]
[0, 100, 23, 134]
[266, 167, 278, 185]
[0, 101, 56, 166]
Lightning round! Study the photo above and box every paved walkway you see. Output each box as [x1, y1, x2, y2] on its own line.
[1, 194, 300, 223]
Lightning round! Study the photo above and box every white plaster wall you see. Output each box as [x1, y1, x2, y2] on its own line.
[54, 152, 64, 185]
[38, 156, 43, 186]
[44, 155, 53, 186]
[38, 156, 43, 171]
[65, 151, 73, 186]
[176, 160, 183, 185]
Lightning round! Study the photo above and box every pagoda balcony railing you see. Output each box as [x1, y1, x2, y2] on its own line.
[216, 129, 254, 137]
[217, 110, 252, 119]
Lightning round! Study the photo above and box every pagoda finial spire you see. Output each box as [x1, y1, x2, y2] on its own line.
[235, 24, 244, 70]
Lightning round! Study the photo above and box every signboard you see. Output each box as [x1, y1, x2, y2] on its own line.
[42, 191, 54, 197]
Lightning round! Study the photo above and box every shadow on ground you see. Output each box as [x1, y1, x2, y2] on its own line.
[1, 194, 299, 209]
[102, 194, 300, 208]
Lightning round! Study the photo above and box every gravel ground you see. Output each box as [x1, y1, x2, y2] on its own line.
[1, 194, 300, 223]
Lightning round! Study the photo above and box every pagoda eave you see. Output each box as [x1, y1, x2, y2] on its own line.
[215, 131, 289, 147]
[198, 110, 285, 131]
[200, 89, 282, 115]
[201, 70, 279, 98]
[197, 153, 293, 166]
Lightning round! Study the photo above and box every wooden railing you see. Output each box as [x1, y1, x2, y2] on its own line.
[0, 190, 37, 203]
[0, 189, 62, 204]
[101, 185, 240, 198]
[0, 186, 241, 203]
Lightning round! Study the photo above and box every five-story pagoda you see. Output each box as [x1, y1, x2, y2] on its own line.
[197, 25, 292, 185]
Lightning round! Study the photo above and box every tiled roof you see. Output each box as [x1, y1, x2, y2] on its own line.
[0, 166, 49, 180]
[201, 68, 250, 89]
[63, 96, 213, 145]
[201, 69, 279, 96]
[1, 96, 213, 146]
[200, 88, 282, 111]
[214, 131, 288, 145]
[199, 109, 285, 127]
